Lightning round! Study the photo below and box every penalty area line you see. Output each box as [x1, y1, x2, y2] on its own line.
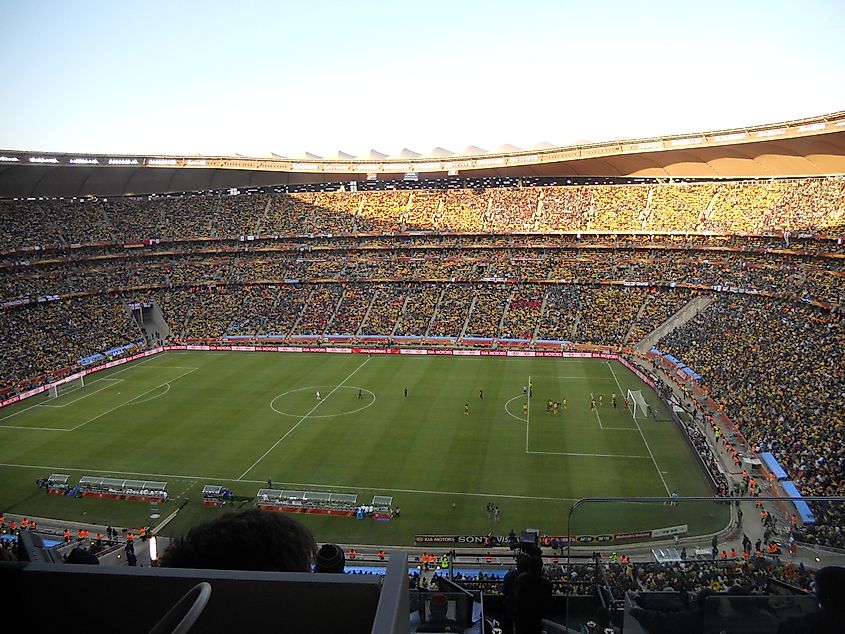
[608, 361, 671, 495]
[68, 367, 198, 432]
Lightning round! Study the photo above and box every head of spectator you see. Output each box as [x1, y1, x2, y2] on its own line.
[315, 543, 345, 574]
[65, 547, 99, 565]
[815, 566, 845, 614]
[160, 509, 317, 572]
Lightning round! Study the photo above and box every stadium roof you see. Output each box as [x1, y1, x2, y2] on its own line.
[1, 110, 844, 198]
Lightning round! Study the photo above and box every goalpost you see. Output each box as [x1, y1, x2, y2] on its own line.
[47, 375, 85, 400]
[626, 388, 649, 420]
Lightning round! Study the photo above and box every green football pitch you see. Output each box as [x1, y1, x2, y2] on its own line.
[0, 351, 728, 545]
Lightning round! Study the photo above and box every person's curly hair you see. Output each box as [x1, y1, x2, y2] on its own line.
[160, 508, 317, 572]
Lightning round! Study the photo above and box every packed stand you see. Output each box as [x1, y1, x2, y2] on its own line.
[464, 285, 511, 339]
[359, 283, 407, 335]
[427, 284, 474, 338]
[499, 285, 545, 340]
[602, 558, 815, 600]
[626, 288, 693, 344]
[292, 285, 344, 335]
[659, 296, 845, 547]
[0, 295, 142, 390]
[536, 286, 581, 342]
[325, 284, 374, 335]
[574, 286, 648, 346]
[259, 286, 310, 337]
[393, 284, 441, 337]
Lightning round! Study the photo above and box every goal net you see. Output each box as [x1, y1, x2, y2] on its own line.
[47, 375, 85, 400]
[626, 388, 649, 420]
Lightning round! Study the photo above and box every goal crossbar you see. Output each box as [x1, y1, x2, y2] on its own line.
[626, 388, 649, 420]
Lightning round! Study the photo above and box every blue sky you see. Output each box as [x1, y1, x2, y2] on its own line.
[1, 0, 843, 157]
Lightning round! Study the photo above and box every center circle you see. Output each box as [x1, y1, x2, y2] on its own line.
[269, 386, 376, 418]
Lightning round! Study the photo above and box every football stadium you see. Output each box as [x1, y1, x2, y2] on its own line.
[2, 4, 845, 633]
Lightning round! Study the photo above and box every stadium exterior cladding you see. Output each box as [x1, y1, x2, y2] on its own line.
[1, 110, 844, 198]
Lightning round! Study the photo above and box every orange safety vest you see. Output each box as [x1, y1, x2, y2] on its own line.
[21, 518, 29, 529]
[720, 551, 728, 560]
[127, 532, 135, 541]
[377, 550, 385, 560]
[29, 520, 36, 530]
[9, 521, 16, 531]
[140, 527, 146, 537]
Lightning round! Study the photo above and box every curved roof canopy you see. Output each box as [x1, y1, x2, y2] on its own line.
[1, 111, 844, 198]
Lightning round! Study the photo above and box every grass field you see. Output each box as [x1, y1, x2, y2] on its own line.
[0, 351, 729, 545]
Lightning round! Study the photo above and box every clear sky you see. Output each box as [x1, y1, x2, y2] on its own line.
[1, 0, 843, 157]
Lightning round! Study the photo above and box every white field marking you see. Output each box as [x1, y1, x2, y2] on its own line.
[504, 395, 527, 422]
[143, 366, 199, 370]
[558, 376, 618, 380]
[237, 357, 371, 480]
[94, 355, 157, 378]
[0, 399, 53, 422]
[128, 382, 171, 406]
[525, 375, 531, 452]
[526, 450, 650, 459]
[0, 357, 158, 423]
[69, 367, 198, 432]
[0, 461, 580, 502]
[37, 379, 125, 408]
[589, 392, 605, 429]
[588, 391, 637, 431]
[269, 386, 376, 418]
[0, 424, 70, 431]
[172, 479, 196, 499]
[608, 361, 671, 495]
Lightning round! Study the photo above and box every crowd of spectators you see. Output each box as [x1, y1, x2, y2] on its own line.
[574, 286, 649, 345]
[292, 285, 343, 335]
[535, 286, 581, 342]
[464, 285, 511, 339]
[394, 285, 441, 337]
[677, 412, 730, 496]
[427, 284, 474, 338]
[602, 558, 815, 599]
[2, 178, 843, 252]
[659, 296, 845, 547]
[627, 289, 694, 344]
[359, 283, 407, 336]
[500, 285, 545, 340]
[0, 295, 142, 390]
[326, 284, 373, 335]
[259, 286, 310, 337]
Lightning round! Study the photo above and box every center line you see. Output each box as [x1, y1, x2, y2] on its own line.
[237, 357, 371, 480]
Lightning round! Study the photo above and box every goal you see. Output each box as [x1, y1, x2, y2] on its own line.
[626, 388, 649, 420]
[47, 375, 85, 400]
